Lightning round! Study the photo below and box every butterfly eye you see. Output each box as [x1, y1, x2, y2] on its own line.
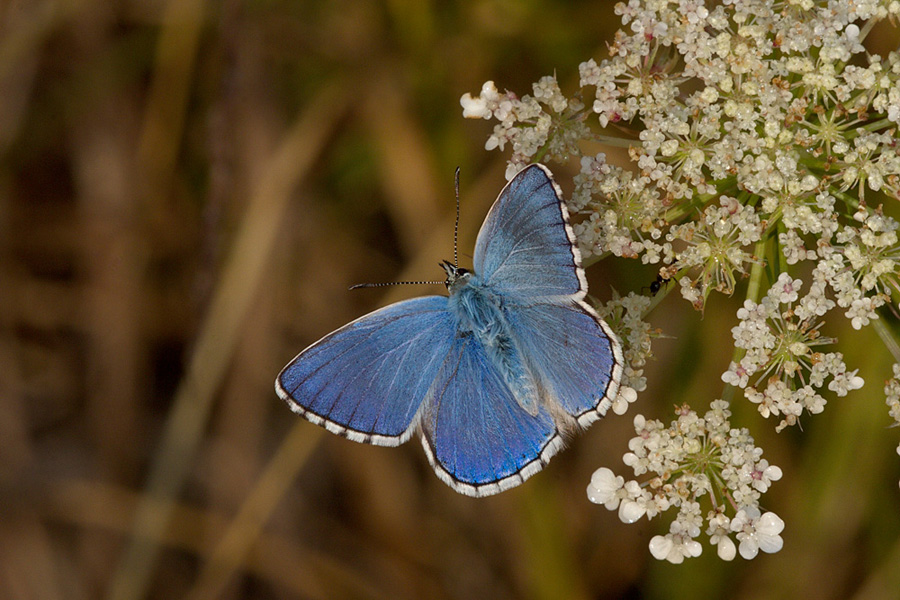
[440, 261, 470, 286]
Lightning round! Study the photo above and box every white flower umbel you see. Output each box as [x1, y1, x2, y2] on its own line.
[649, 514, 704, 564]
[596, 292, 660, 395]
[571, 154, 667, 262]
[461, 75, 591, 180]
[461, 0, 900, 312]
[665, 197, 764, 310]
[723, 273, 864, 431]
[588, 401, 784, 562]
[464, 0, 900, 563]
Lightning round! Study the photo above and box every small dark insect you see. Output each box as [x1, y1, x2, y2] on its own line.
[647, 273, 670, 295]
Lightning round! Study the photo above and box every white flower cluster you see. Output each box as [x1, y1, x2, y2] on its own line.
[462, 0, 900, 561]
[461, 0, 900, 309]
[723, 273, 865, 431]
[570, 154, 666, 261]
[818, 207, 899, 328]
[460, 78, 591, 180]
[587, 401, 784, 562]
[665, 196, 764, 309]
[596, 291, 659, 396]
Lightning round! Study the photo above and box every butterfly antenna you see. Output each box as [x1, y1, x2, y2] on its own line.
[351, 167, 463, 291]
[349, 280, 444, 290]
[453, 166, 461, 269]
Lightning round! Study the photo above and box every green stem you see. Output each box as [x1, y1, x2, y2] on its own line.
[722, 236, 769, 403]
[590, 133, 639, 148]
[859, 117, 895, 132]
[775, 221, 789, 275]
[745, 237, 768, 306]
[873, 317, 900, 364]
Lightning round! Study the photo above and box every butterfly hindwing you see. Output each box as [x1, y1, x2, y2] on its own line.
[276, 296, 456, 445]
[474, 164, 586, 299]
[420, 334, 563, 497]
[504, 299, 623, 426]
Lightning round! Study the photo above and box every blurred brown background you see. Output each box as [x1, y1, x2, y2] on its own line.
[2, 1, 900, 599]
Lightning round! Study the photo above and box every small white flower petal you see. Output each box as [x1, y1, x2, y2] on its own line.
[757, 512, 785, 536]
[587, 468, 623, 507]
[717, 536, 737, 561]
[618, 500, 646, 524]
[684, 539, 703, 558]
[739, 539, 760, 560]
[460, 93, 490, 119]
[649, 535, 674, 561]
[756, 512, 786, 554]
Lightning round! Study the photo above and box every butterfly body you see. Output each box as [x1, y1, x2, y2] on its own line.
[277, 164, 623, 497]
[446, 268, 543, 416]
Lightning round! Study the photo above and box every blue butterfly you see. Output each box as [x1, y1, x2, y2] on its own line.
[276, 164, 623, 497]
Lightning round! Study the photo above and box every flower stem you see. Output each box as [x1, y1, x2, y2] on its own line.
[873, 317, 900, 364]
[723, 236, 769, 402]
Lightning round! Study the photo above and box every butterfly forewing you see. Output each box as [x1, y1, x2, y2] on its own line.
[473, 164, 586, 300]
[276, 296, 456, 445]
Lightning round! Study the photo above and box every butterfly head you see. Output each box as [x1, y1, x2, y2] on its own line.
[440, 260, 471, 294]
